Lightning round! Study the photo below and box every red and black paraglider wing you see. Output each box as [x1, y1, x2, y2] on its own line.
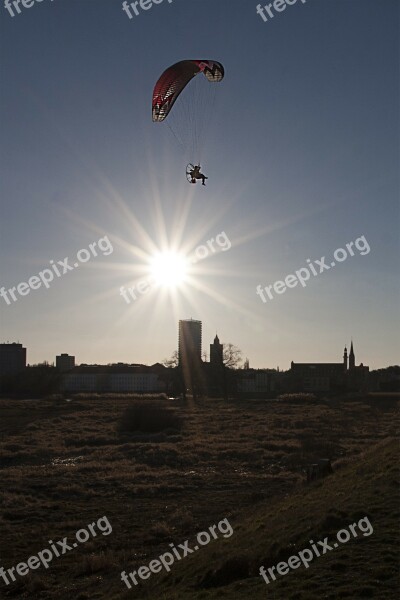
[152, 60, 224, 122]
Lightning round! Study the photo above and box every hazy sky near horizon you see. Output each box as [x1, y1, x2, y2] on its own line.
[0, 0, 399, 370]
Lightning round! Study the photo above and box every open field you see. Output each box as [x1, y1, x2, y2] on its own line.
[0, 395, 399, 599]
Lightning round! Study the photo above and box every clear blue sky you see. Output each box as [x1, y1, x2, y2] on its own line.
[0, 0, 399, 369]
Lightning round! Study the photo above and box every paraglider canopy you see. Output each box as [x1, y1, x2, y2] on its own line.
[152, 60, 224, 123]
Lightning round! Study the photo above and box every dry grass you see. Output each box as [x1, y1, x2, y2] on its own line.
[0, 394, 398, 599]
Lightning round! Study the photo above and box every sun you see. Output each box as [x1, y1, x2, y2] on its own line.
[149, 251, 189, 288]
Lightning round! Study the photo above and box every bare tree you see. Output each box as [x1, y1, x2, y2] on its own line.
[162, 350, 179, 368]
[223, 343, 243, 368]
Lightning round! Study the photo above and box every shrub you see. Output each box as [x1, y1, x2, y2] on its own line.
[149, 521, 173, 539]
[117, 402, 183, 433]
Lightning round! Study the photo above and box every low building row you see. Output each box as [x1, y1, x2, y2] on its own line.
[61, 365, 167, 394]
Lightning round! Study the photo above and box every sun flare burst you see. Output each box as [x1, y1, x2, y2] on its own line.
[54, 153, 266, 339]
[149, 251, 189, 288]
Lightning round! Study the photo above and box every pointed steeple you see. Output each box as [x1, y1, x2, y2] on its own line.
[343, 345, 348, 370]
[349, 340, 355, 370]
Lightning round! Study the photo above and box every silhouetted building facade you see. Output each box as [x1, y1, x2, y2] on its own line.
[178, 319, 202, 365]
[178, 319, 205, 397]
[346, 341, 369, 390]
[0, 343, 26, 376]
[210, 334, 223, 366]
[290, 342, 369, 392]
[236, 368, 279, 397]
[206, 334, 225, 397]
[290, 361, 345, 392]
[56, 353, 75, 372]
[61, 365, 166, 393]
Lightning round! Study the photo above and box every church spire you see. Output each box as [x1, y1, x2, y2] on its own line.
[349, 340, 355, 370]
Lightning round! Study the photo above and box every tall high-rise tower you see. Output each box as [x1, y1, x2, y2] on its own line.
[178, 319, 204, 397]
[178, 319, 202, 365]
[349, 341, 355, 370]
